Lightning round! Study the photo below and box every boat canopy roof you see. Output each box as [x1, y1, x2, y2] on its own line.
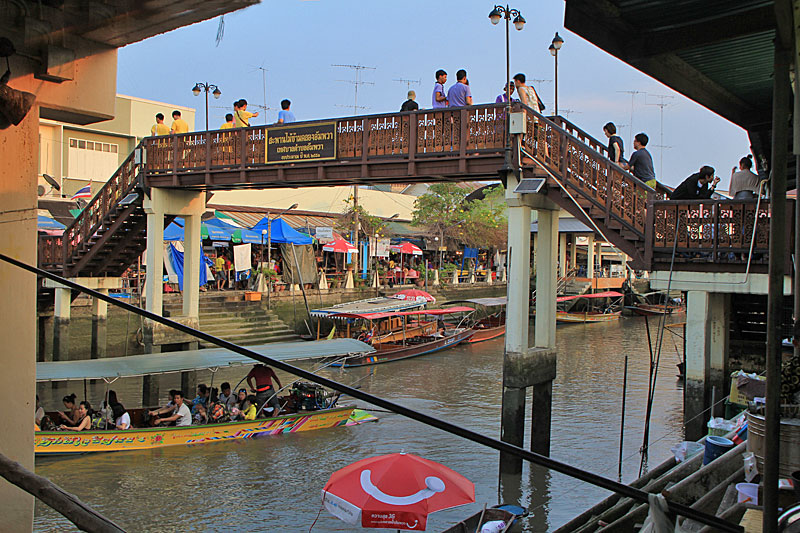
[444, 297, 507, 307]
[310, 296, 423, 318]
[556, 291, 624, 303]
[331, 306, 475, 321]
[36, 339, 373, 382]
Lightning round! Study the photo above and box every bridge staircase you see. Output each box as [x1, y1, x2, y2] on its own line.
[37, 143, 149, 309]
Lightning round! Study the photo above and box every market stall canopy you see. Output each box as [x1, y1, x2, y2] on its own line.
[36, 339, 374, 382]
[323, 238, 358, 254]
[390, 241, 424, 255]
[392, 289, 436, 303]
[37, 215, 66, 231]
[163, 217, 233, 242]
[311, 296, 424, 318]
[251, 217, 313, 245]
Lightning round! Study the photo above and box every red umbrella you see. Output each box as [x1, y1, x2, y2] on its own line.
[392, 289, 436, 303]
[322, 453, 474, 530]
[323, 238, 358, 253]
[391, 242, 423, 255]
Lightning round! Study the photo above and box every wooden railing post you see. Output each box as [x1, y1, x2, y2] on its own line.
[408, 112, 417, 175]
[361, 117, 370, 178]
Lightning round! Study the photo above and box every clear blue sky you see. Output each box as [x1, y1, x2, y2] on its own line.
[118, 0, 749, 188]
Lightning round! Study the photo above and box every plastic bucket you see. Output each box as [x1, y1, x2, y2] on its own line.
[736, 482, 759, 504]
[703, 436, 734, 465]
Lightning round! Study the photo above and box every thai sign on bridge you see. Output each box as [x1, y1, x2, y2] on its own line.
[266, 121, 337, 163]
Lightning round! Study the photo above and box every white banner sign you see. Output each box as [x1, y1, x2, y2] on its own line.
[316, 226, 333, 240]
[371, 238, 391, 258]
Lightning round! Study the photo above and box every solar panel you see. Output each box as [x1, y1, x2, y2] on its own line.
[513, 178, 545, 194]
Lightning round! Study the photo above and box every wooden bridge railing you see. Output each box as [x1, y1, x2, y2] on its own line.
[646, 198, 794, 270]
[142, 104, 508, 176]
[59, 144, 143, 273]
[37, 235, 63, 272]
[519, 104, 656, 243]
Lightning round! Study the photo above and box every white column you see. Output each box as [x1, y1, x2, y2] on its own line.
[53, 286, 72, 361]
[535, 209, 559, 349]
[558, 233, 567, 278]
[586, 234, 595, 279]
[506, 205, 531, 355]
[595, 241, 603, 275]
[569, 234, 577, 273]
[144, 212, 165, 316]
[182, 213, 201, 318]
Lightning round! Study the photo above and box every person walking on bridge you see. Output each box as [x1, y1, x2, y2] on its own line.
[603, 122, 624, 165]
[277, 99, 296, 124]
[234, 99, 258, 128]
[513, 73, 544, 113]
[220, 113, 234, 129]
[446, 69, 472, 107]
[623, 133, 656, 189]
[170, 110, 189, 134]
[401, 90, 419, 112]
[151, 113, 170, 136]
[728, 155, 760, 199]
[246, 363, 283, 417]
[432, 69, 448, 108]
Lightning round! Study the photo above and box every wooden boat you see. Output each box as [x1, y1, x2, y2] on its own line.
[554, 291, 623, 324]
[35, 339, 377, 456]
[442, 504, 528, 532]
[628, 303, 685, 316]
[310, 296, 428, 342]
[325, 307, 477, 367]
[445, 297, 506, 343]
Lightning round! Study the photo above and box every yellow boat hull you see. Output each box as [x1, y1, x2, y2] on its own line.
[36, 407, 359, 456]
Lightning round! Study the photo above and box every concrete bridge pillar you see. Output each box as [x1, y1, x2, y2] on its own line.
[569, 234, 577, 273]
[52, 287, 71, 361]
[684, 291, 730, 440]
[586, 234, 595, 278]
[500, 175, 559, 474]
[559, 233, 567, 277]
[91, 288, 108, 359]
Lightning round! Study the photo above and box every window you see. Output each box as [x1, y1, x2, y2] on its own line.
[67, 138, 121, 182]
[69, 139, 77, 148]
[78, 140, 86, 149]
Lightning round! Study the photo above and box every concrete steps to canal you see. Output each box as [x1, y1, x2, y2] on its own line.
[162, 292, 299, 347]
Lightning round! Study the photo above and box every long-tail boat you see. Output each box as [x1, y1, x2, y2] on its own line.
[553, 291, 624, 323]
[444, 297, 506, 343]
[35, 339, 376, 456]
[321, 307, 476, 367]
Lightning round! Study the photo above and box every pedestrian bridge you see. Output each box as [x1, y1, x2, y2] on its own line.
[39, 103, 792, 279]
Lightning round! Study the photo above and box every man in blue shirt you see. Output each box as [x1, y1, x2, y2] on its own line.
[431, 69, 448, 108]
[277, 99, 296, 124]
[447, 69, 472, 107]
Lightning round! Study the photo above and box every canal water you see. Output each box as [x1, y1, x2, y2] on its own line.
[34, 316, 686, 532]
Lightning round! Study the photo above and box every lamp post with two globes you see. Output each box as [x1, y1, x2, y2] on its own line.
[548, 33, 564, 116]
[191, 82, 222, 131]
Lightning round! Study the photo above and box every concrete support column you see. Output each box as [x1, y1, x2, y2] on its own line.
[53, 287, 71, 361]
[558, 233, 567, 277]
[91, 289, 108, 359]
[505, 205, 531, 354]
[37, 316, 52, 362]
[684, 291, 730, 440]
[144, 212, 165, 318]
[595, 242, 603, 275]
[586, 235, 595, 279]
[182, 214, 201, 319]
[535, 210, 559, 350]
[569, 234, 577, 273]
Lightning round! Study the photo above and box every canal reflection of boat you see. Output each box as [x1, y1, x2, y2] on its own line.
[35, 339, 377, 456]
[554, 291, 624, 324]
[324, 307, 476, 367]
[442, 503, 528, 533]
[444, 297, 506, 343]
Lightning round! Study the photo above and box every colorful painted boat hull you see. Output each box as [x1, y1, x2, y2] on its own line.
[556, 310, 622, 323]
[332, 329, 476, 367]
[35, 407, 362, 456]
[468, 325, 505, 343]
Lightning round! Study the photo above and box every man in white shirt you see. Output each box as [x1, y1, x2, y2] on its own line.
[149, 390, 192, 427]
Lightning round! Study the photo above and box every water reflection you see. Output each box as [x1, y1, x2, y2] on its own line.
[35, 316, 684, 532]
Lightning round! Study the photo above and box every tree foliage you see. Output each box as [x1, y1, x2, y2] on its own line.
[460, 185, 507, 248]
[337, 195, 391, 239]
[411, 183, 468, 239]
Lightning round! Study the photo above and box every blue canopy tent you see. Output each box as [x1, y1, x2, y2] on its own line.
[167, 243, 210, 290]
[163, 221, 185, 241]
[164, 217, 234, 242]
[251, 217, 312, 245]
[37, 215, 66, 231]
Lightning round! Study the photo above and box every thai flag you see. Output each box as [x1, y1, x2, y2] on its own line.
[70, 185, 92, 200]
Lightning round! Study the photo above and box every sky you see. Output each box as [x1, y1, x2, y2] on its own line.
[117, 0, 750, 189]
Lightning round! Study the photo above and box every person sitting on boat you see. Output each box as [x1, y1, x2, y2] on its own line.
[112, 403, 131, 430]
[35, 394, 45, 427]
[241, 395, 258, 420]
[193, 403, 209, 425]
[59, 401, 92, 431]
[218, 382, 238, 412]
[230, 388, 248, 419]
[149, 390, 192, 427]
[246, 363, 283, 418]
[57, 393, 79, 427]
[436, 318, 447, 336]
[191, 384, 210, 415]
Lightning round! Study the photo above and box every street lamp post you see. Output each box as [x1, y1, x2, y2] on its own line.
[192, 82, 222, 131]
[549, 32, 564, 117]
[489, 5, 525, 183]
[265, 203, 298, 310]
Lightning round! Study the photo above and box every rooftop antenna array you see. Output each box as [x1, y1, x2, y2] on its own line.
[646, 93, 675, 179]
[617, 90, 646, 147]
[393, 77, 421, 92]
[333, 63, 376, 116]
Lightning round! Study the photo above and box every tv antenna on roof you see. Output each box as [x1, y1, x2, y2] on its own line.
[333, 63, 376, 116]
[248, 64, 273, 124]
[393, 78, 421, 92]
[646, 93, 675, 179]
[617, 90, 646, 146]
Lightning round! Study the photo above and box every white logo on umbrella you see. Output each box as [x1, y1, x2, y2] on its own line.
[360, 469, 446, 505]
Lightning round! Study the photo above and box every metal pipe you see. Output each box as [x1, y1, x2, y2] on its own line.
[3, 255, 742, 533]
[764, 42, 790, 530]
[618, 355, 628, 482]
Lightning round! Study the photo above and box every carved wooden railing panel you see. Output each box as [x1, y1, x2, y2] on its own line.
[62, 145, 142, 270]
[38, 235, 63, 271]
[649, 199, 793, 267]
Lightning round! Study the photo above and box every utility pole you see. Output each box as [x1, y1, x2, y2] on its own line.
[646, 93, 675, 180]
[256, 65, 269, 124]
[617, 90, 645, 147]
[333, 63, 376, 116]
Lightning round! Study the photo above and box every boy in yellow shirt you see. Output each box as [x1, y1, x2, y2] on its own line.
[170, 110, 189, 134]
[234, 99, 258, 127]
[150, 113, 170, 136]
[219, 113, 234, 129]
